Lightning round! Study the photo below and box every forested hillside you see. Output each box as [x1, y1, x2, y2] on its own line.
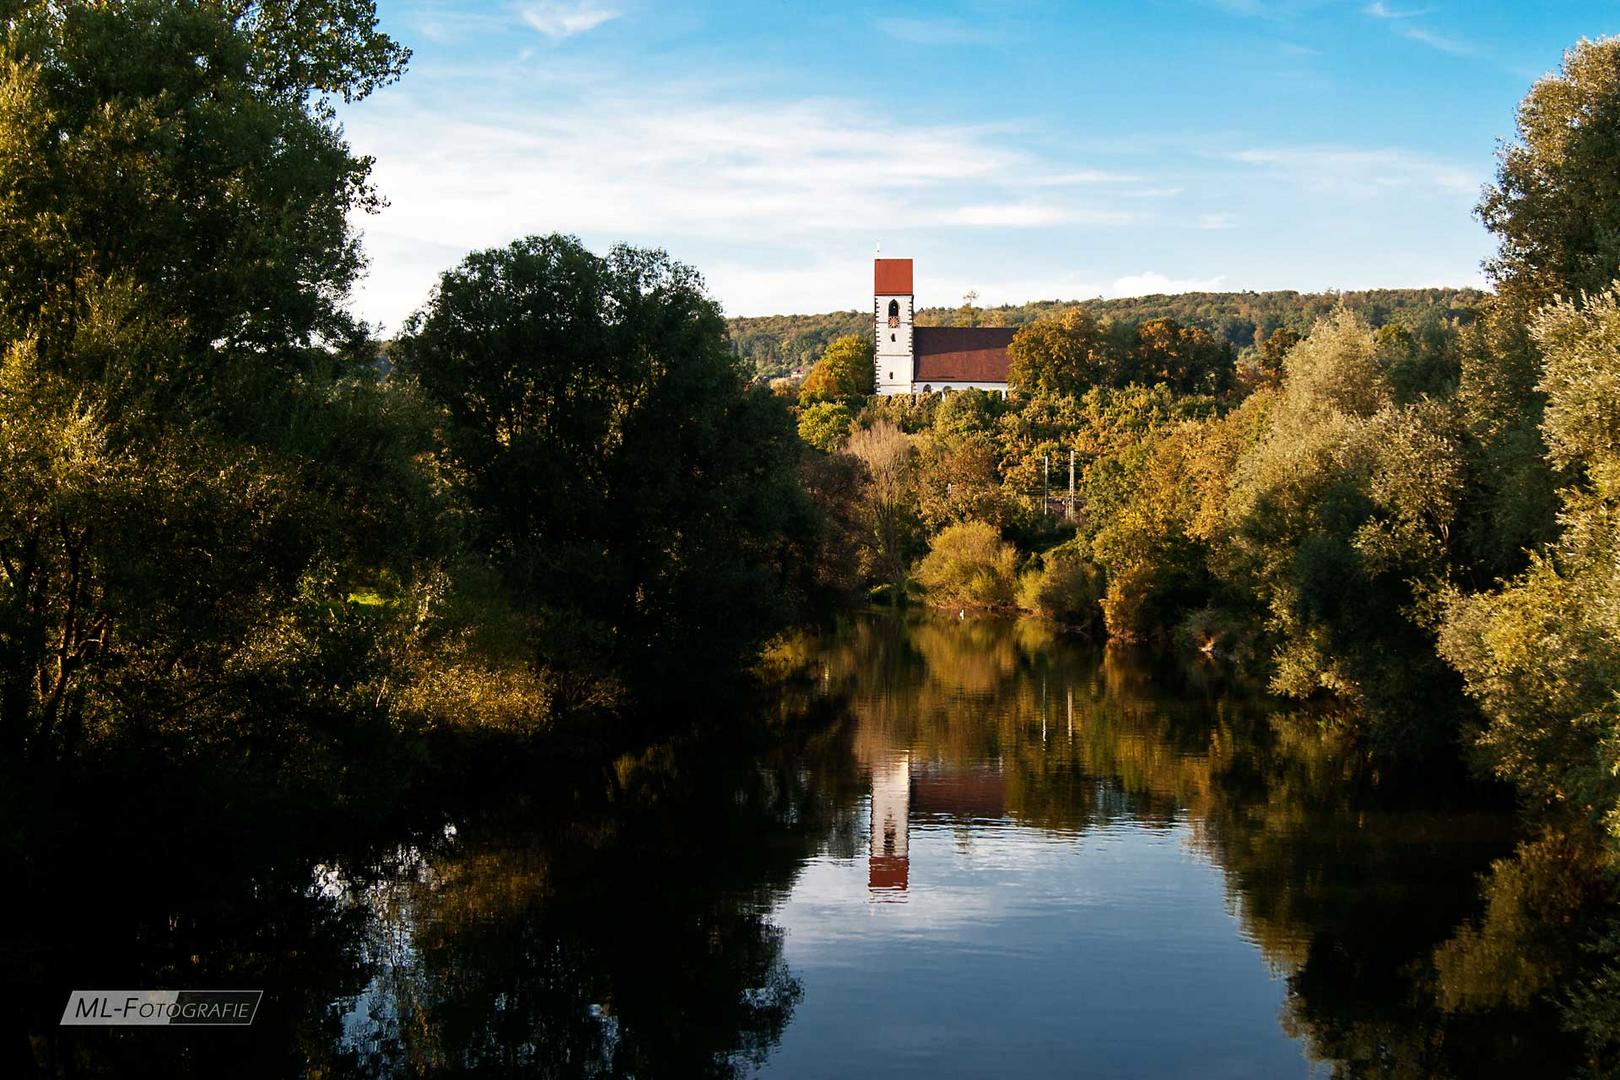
[730, 287, 1484, 377]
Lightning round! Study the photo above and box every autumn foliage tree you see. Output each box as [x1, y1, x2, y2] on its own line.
[798, 334, 875, 404]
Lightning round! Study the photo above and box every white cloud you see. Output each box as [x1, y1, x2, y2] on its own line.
[518, 1, 620, 40]
[942, 203, 1137, 227]
[1227, 145, 1480, 198]
[343, 88, 1160, 326]
[1022, 169, 1146, 186]
[1362, 2, 1429, 19]
[1394, 26, 1478, 56]
[1361, 3, 1480, 56]
[1197, 212, 1237, 230]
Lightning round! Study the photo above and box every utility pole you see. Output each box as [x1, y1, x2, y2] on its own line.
[1067, 449, 1075, 521]
[1043, 454, 1049, 516]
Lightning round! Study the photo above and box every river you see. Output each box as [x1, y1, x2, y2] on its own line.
[10, 611, 1597, 1077]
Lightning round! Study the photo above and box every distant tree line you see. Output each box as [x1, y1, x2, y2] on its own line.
[730, 287, 1484, 379]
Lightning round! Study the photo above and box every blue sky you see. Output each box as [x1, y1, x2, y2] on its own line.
[339, 1, 1620, 329]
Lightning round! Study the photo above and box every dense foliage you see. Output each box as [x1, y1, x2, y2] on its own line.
[731, 287, 1484, 379]
[5, 0, 1620, 929]
[797, 333, 874, 404]
[0, 3, 816, 782]
[396, 236, 814, 703]
[0, 0, 429, 769]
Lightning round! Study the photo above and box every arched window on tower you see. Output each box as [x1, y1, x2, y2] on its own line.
[888, 299, 900, 328]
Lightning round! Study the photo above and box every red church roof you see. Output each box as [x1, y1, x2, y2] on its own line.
[913, 326, 1015, 384]
[874, 258, 914, 295]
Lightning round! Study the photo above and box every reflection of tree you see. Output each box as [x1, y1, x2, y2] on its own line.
[7, 693, 864, 1078]
[6, 823, 376, 1079]
[1430, 828, 1620, 1074]
[323, 719, 864, 1078]
[803, 610, 1604, 1077]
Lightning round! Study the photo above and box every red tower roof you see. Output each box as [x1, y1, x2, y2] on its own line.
[874, 258, 913, 295]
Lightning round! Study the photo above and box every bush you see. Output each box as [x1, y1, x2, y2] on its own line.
[797, 401, 853, 451]
[914, 520, 1019, 609]
[1015, 541, 1103, 631]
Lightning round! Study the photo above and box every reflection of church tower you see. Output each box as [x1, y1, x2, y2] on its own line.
[869, 751, 911, 892]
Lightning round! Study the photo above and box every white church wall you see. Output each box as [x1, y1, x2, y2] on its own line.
[874, 291, 914, 396]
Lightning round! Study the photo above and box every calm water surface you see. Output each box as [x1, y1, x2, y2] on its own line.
[12, 612, 1591, 1077]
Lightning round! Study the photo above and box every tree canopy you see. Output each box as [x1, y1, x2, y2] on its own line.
[798, 333, 874, 404]
[1479, 37, 1620, 312]
[397, 235, 815, 695]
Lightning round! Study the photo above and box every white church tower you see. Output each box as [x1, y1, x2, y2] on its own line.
[874, 258, 914, 395]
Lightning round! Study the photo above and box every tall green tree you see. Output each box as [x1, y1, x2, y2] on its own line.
[1478, 36, 1620, 313]
[1124, 317, 1234, 396]
[396, 235, 814, 701]
[0, 0, 430, 766]
[0, 0, 407, 370]
[1220, 311, 1468, 750]
[1006, 309, 1119, 397]
[1441, 288, 1620, 844]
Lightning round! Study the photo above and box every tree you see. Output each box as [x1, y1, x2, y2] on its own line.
[798, 334, 874, 404]
[396, 235, 814, 698]
[1220, 311, 1468, 750]
[0, 0, 437, 767]
[1440, 288, 1620, 844]
[844, 420, 917, 596]
[914, 520, 1018, 609]
[1090, 423, 1221, 640]
[0, 0, 407, 369]
[1015, 540, 1103, 630]
[1006, 309, 1119, 396]
[797, 401, 853, 452]
[1478, 37, 1620, 312]
[932, 387, 1004, 437]
[914, 432, 1010, 533]
[1125, 317, 1234, 395]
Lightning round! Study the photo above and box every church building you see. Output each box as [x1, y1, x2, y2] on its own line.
[873, 258, 1014, 396]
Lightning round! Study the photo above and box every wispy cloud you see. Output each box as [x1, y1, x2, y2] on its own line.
[344, 88, 1161, 323]
[876, 16, 997, 45]
[518, 1, 620, 40]
[1022, 169, 1145, 186]
[942, 203, 1138, 227]
[1197, 212, 1237, 230]
[1394, 26, 1478, 56]
[1227, 145, 1480, 198]
[1363, 2, 1429, 19]
[1362, 2, 1480, 56]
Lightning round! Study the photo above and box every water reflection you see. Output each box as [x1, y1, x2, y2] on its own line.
[868, 751, 910, 895]
[7, 611, 1614, 1077]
